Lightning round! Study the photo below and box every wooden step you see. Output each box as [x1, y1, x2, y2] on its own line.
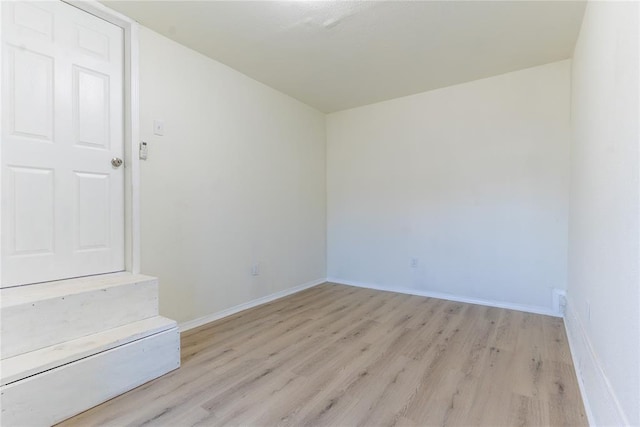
[1, 316, 177, 386]
[0, 327, 180, 427]
[1, 274, 159, 359]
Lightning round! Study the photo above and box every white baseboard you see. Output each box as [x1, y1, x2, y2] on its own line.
[327, 277, 561, 317]
[564, 303, 629, 427]
[178, 278, 326, 332]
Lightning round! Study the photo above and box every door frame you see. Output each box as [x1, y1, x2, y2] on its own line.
[0, 0, 141, 282]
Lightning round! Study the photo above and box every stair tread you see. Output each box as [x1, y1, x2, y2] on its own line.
[1, 316, 176, 386]
[1, 273, 157, 308]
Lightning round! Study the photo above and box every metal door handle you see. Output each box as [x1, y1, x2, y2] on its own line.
[111, 157, 123, 168]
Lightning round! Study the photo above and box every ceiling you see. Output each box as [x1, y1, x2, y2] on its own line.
[102, 1, 586, 113]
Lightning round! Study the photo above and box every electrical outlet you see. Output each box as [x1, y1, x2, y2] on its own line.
[410, 257, 418, 268]
[551, 288, 566, 315]
[251, 264, 260, 276]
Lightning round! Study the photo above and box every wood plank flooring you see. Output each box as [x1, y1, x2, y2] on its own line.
[60, 283, 587, 426]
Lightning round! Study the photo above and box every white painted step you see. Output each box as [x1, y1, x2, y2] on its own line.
[1, 274, 159, 359]
[0, 327, 180, 427]
[1, 316, 177, 386]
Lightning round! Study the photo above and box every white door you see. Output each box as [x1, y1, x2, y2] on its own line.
[1, 1, 125, 287]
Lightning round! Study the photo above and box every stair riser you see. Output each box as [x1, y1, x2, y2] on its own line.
[1, 280, 158, 359]
[1, 316, 177, 386]
[0, 328, 180, 426]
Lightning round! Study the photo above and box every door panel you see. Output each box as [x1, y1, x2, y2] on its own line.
[13, 2, 53, 40]
[1, 1, 124, 287]
[76, 25, 110, 59]
[75, 171, 110, 250]
[74, 66, 111, 148]
[8, 166, 55, 255]
[9, 47, 54, 141]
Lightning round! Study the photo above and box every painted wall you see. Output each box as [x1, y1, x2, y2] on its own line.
[138, 28, 327, 324]
[327, 61, 571, 313]
[567, 1, 640, 425]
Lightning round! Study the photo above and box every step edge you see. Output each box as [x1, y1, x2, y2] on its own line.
[1, 274, 159, 308]
[0, 316, 177, 386]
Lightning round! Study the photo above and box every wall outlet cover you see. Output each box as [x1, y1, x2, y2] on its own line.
[552, 288, 567, 315]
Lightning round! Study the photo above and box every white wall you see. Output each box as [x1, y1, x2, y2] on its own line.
[327, 61, 571, 313]
[138, 28, 327, 324]
[567, 1, 640, 425]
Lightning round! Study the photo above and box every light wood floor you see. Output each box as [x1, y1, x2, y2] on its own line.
[61, 283, 587, 426]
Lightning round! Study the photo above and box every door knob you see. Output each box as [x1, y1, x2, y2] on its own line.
[111, 157, 123, 168]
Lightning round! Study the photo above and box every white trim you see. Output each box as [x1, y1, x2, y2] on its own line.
[124, 19, 141, 274]
[327, 278, 561, 317]
[178, 278, 326, 332]
[64, 0, 136, 28]
[564, 302, 629, 427]
[0, 2, 4, 285]
[63, 1, 141, 274]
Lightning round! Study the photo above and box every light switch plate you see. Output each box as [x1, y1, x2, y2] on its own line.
[139, 141, 148, 160]
[153, 119, 164, 136]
